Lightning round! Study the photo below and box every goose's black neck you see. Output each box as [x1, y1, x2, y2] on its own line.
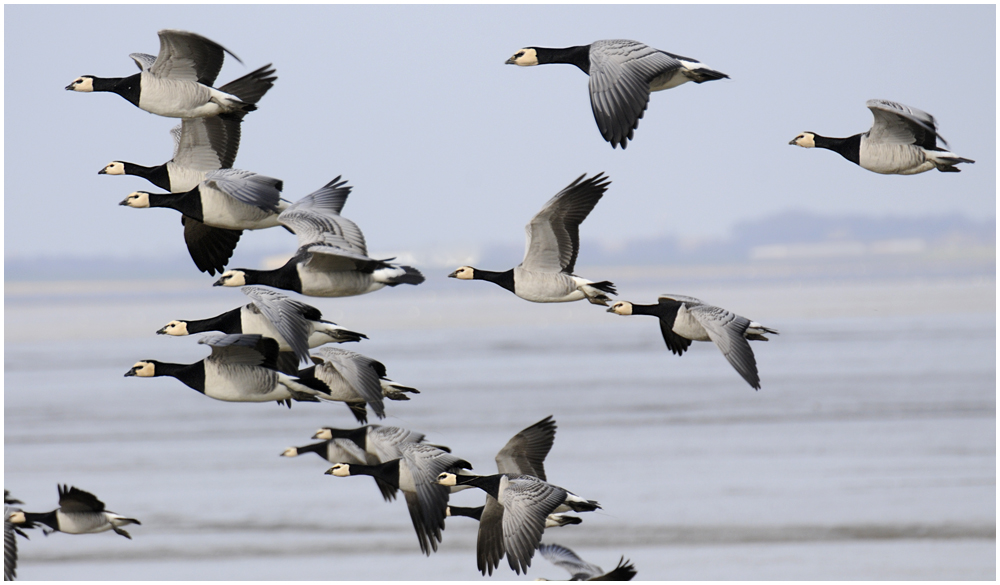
[148, 190, 203, 222]
[629, 303, 666, 318]
[534, 46, 591, 74]
[814, 133, 862, 166]
[237, 261, 302, 294]
[20, 510, 58, 531]
[92, 74, 142, 107]
[460, 474, 503, 498]
[297, 442, 329, 459]
[347, 460, 400, 487]
[323, 427, 368, 447]
[473, 268, 516, 295]
[448, 505, 484, 521]
[123, 162, 171, 191]
[152, 361, 206, 394]
[183, 308, 243, 334]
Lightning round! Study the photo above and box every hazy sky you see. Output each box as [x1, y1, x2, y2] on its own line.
[4, 4, 995, 265]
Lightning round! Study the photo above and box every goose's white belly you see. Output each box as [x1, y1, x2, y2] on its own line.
[512, 268, 584, 303]
[298, 267, 383, 297]
[56, 511, 112, 534]
[165, 164, 209, 193]
[860, 140, 931, 175]
[138, 74, 225, 118]
[649, 70, 689, 92]
[204, 364, 288, 402]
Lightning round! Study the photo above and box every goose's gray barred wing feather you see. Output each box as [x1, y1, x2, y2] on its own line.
[687, 304, 760, 389]
[151, 29, 241, 85]
[866, 99, 942, 148]
[500, 476, 566, 575]
[522, 174, 610, 274]
[200, 333, 273, 367]
[172, 116, 241, 171]
[495, 415, 556, 480]
[242, 286, 315, 362]
[538, 542, 604, 580]
[588, 40, 681, 148]
[478, 495, 506, 575]
[328, 438, 369, 464]
[368, 426, 426, 462]
[202, 169, 283, 213]
[4, 506, 18, 581]
[279, 178, 367, 253]
[129, 52, 157, 72]
[402, 444, 471, 555]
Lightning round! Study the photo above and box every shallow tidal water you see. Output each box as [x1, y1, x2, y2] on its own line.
[4, 273, 995, 580]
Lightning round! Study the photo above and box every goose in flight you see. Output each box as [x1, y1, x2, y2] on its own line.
[293, 347, 419, 423]
[125, 333, 331, 407]
[506, 39, 728, 148]
[7, 486, 140, 539]
[214, 177, 424, 296]
[608, 295, 777, 390]
[436, 472, 600, 575]
[66, 29, 272, 118]
[157, 286, 366, 371]
[449, 173, 615, 306]
[537, 543, 637, 581]
[789, 99, 974, 174]
[326, 443, 472, 556]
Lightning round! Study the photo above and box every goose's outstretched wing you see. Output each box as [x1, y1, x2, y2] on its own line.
[150, 29, 241, 85]
[242, 286, 316, 363]
[495, 415, 556, 480]
[201, 169, 283, 213]
[686, 303, 760, 389]
[522, 174, 610, 274]
[538, 542, 605, 580]
[866, 99, 943, 149]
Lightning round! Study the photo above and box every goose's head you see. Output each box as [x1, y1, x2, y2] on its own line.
[99, 161, 126, 176]
[214, 270, 246, 287]
[157, 320, 189, 336]
[281, 447, 299, 457]
[436, 472, 458, 486]
[65, 76, 95, 92]
[607, 301, 633, 315]
[448, 266, 475, 280]
[7, 511, 27, 525]
[125, 361, 156, 377]
[789, 132, 816, 148]
[505, 48, 538, 66]
[313, 428, 333, 440]
[120, 192, 150, 208]
[325, 464, 351, 477]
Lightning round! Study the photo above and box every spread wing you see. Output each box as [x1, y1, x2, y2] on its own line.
[401, 444, 472, 556]
[500, 476, 566, 575]
[588, 40, 682, 148]
[521, 173, 610, 274]
[202, 169, 283, 213]
[242, 286, 315, 363]
[327, 438, 369, 465]
[368, 426, 426, 462]
[57, 485, 105, 513]
[129, 52, 157, 72]
[866, 99, 943, 149]
[150, 29, 241, 85]
[4, 506, 19, 581]
[278, 178, 366, 252]
[200, 333, 277, 368]
[495, 415, 556, 480]
[686, 303, 760, 389]
[538, 542, 604, 580]
[181, 216, 241, 276]
[172, 116, 242, 171]
[477, 495, 506, 575]
[315, 348, 385, 418]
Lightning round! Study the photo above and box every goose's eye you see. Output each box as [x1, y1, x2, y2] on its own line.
[515, 52, 524, 59]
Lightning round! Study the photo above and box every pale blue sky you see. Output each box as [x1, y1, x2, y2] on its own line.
[4, 4, 995, 264]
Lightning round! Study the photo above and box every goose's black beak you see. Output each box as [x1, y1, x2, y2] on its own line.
[212, 278, 225, 286]
[118, 197, 131, 206]
[788, 138, 797, 145]
[98, 167, 107, 175]
[504, 57, 516, 65]
[155, 326, 168, 335]
[324, 468, 335, 475]
[447, 270, 459, 278]
[124, 366, 139, 377]
[64, 83, 75, 90]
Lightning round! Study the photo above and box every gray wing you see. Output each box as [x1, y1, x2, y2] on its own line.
[521, 174, 611, 274]
[588, 40, 682, 148]
[199, 333, 272, 367]
[495, 415, 556, 480]
[658, 293, 705, 306]
[57, 485, 105, 514]
[477, 495, 506, 576]
[500, 476, 567, 575]
[367, 426, 426, 462]
[402, 491, 436, 555]
[300, 242, 386, 275]
[202, 169, 283, 213]
[279, 178, 367, 253]
[687, 304, 760, 389]
[538, 543, 604, 580]
[150, 29, 241, 85]
[173, 116, 242, 171]
[129, 52, 157, 72]
[4, 506, 18, 581]
[866, 99, 942, 149]
[242, 286, 314, 363]
[401, 444, 472, 556]
[327, 438, 369, 464]
[315, 348, 385, 418]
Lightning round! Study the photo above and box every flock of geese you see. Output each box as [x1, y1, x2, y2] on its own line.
[5, 27, 974, 581]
